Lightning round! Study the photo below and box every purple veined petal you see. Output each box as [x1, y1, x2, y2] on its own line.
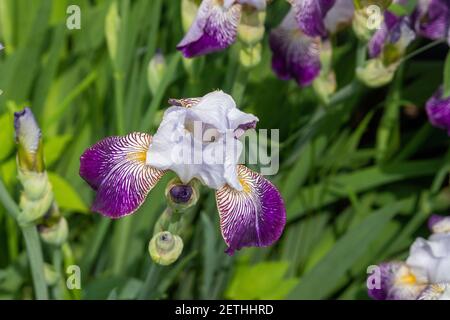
[413, 0, 450, 40]
[290, 0, 336, 37]
[177, 0, 242, 58]
[428, 214, 450, 234]
[425, 86, 450, 135]
[80, 132, 165, 218]
[269, 9, 321, 86]
[368, 262, 427, 300]
[215, 165, 286, 255]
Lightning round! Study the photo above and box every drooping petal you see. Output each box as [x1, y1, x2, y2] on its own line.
[426, 87, 450, 135]
[177, 0, 242, 58]
[368, 262, 427, 300]
[80, 132, 165, 218]
[215, 165, 286, 255]
[290, 0, 336, 37]
[418, 283, 450, 300]
[269, 9, 321, 86]
[413, 0, 450, 41]
[428, 214, 450, 234]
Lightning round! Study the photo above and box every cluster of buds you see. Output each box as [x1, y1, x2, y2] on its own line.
[148, 178, 199, 265]
[14, 108, 67, 245]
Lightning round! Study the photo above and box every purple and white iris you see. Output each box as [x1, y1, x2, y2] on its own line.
[368, 214, 450, 300]
[413, 0, 450, 42]
[177, 0, 266, 58]
[425, 86, 450, 135]
[269, 0, 353, 87]
[79, 90, 286, 255]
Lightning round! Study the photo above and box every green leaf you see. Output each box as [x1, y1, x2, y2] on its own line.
[287, 199, 408, 299]
[226, 261, 299, 300]
[43, 134, 72, 167]
[105, 1, 120, 64]
[48, 172, 88, 213]
[0, 112, 14, 161]
[443, 51, 450, 97]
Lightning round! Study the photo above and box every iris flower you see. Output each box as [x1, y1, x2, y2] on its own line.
[269, 0, 353, 87]
[368, 214, 450, 300]
[79, 90, 286, 255]
[425, 87, 450, 135]
[177, 0, 267, 57]
[413, 0, 450, 42]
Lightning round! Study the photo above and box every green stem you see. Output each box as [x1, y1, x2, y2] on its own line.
[231, 64, 248, 104]
[22, 224, 48, 300]
[138, 262, 161, 300]
[0, 178, 48, 299]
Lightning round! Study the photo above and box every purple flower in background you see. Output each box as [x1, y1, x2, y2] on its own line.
[425, 87, 450, 135]
[413, 0, 450, 41]
[368, 214, 450, 300]
[269, 9, 321, 86]
[80, 91, 286, 255]
[177, 0, 266, 58]
[289, 0, 336, 37]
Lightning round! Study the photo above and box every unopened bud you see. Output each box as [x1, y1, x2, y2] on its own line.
[149, 231, 184, 266]
[14, 108, 44, 173]
[44, 264, 60, 287]
[147, 51, 166, 95]
[165, 178, 199, 212]
[239, 43, 262, 68]
[238, 6, 266, 46]
[181, 0, 201, 33]
[39, 215, 69, 246]
[356, 59, 397, 88]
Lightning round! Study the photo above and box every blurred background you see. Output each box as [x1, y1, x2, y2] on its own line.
[0, 0, 450, 299]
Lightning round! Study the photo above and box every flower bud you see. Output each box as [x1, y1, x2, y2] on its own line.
[165, 178, 199, 212]
[147, 50, 166, 96]
[149, 231, 184, 266]
[238, 6, 266, 46]
[356, 59, 397, 88]
[239, 42, 262, 68]
[44, 264, 60, 287]
[39, 215, 69, 246]
[17, 171, 53, 225]
[14, 108, 44, 173]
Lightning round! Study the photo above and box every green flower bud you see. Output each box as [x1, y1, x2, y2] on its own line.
[165, 178, 199, 212]
[352, 8, 377, 41]
[313, 72, 337, 105]
[149, 231, 184, 266]
[44, 264, 60, 287]
[239, 43, 262, 68]
[147, 51, 166, 96]
[14, 108, 44, 173]
[39, 216, 68, 246]
[238, 6, 266, 46]
[17, 171, 53, 225]
[356, 59, 397, 88]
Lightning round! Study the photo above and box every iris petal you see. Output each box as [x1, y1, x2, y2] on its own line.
[80, 132, 165, 218]
[177, 0, 242, 58]
[215, 165, 286, 255]
[269, 9, 321, 86]
[290, 0, 336, 37]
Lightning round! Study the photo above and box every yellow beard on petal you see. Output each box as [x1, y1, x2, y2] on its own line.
[239, 177, 251, 193]
[127, 150, 147, 163]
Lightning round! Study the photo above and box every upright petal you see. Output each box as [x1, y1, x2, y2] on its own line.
[215, 165, 286, 255]
[426, 87, 450, 135]
[368, 262, 427, 300]
[290, 0, 336, 37]
[80, 132, 165, 218]
[177, 0, 242, 58]
[269, 9, 321, 86]
[413, 0, 450, 41]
